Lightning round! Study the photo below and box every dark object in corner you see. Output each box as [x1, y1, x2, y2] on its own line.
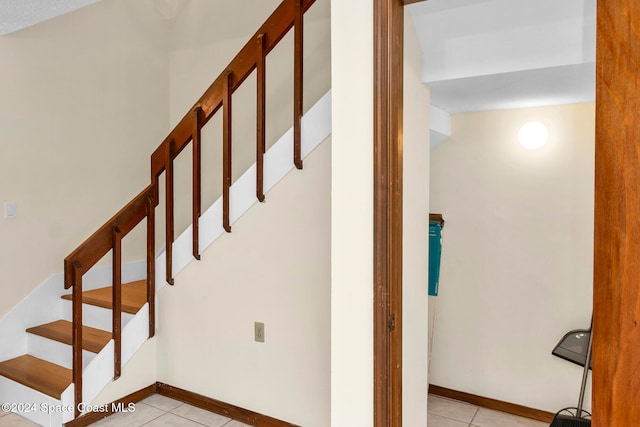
[550, 410, 591, 426]
[428, 213, 444, 296]
[549, 319, 592, 427]
[428, 213, 444, 227]
[552, 328, 592, 370]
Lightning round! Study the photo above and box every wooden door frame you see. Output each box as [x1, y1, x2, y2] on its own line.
[592, 0, 640, 425]
[373, 0, 403, 424]
[373, 0, 640, 425]
[373, 0, 425, 425]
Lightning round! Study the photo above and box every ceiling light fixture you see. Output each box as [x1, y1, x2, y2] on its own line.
[518, 122, 548, 150]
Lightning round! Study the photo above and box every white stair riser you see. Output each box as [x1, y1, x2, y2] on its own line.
[0, 376, 73, 427]
[60, 300, 134, 332]
[27, 334, 98, 370]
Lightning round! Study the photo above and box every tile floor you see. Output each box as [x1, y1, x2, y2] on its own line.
[0, 394, 251, 427]
[428, 394, 550, 427]
[1, 393, 551, 426]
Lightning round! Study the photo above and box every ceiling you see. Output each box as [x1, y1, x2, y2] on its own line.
[407, 0, 596, 114]
[1, 0, 596, 136]
[0, 0, 101, 36]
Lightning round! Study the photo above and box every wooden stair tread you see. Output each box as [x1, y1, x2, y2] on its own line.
[61, 280, 147, 314]
[26, 320, 111, 354]
[0, 355, 71, 399]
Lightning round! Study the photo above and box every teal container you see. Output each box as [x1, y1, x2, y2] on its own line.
[428, 221, 443, 296]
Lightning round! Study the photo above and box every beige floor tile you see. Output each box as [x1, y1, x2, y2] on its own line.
[428, 395, 478, 423]
[144, 412, 206, 426]
[141, 394, 184, 412]
[0, 413, 38, 427]
[223, 421, 253, 427]
[171, 403, 231, 427]
[471, 407, 550, 427]
[428, 412, 471, 427]
[91, 402, 165, 427]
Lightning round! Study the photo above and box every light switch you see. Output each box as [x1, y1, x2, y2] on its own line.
[4, 202, 16, 219]
[254, 322, 265, 343]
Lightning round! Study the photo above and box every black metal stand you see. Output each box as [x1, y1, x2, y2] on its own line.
[550, 318, 592, 427]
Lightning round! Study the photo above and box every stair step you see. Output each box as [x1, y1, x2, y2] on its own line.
[0, 355, 71, 399]
[61, 280, 147, 314]
[26, 320, 111, 354]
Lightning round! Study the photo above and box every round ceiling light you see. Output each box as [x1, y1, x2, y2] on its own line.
[518, 122, 548, 150]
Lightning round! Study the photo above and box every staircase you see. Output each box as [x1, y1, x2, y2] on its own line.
[0, 0, 328, 425]
[0, 281, 144, 402]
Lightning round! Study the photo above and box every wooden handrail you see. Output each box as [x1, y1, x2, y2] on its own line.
[152, 0, 316, 282]
[63, 0, 316, 418]
[149, 0, 316, 180]
[64, 185, 156, 288]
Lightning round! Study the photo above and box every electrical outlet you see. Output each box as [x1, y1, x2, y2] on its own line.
[254, 322, 265, 343]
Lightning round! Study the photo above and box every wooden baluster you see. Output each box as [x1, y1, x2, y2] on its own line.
[293, 0, 304, 170]
[166, 139, 175, 285]
[152, 175, 160, 209]
[71, 261, 83, 417]
[146, 194, 156, 338]
[112, 225, 122, 380]
[193, 108, 203, 259]
[223, 71, 233, 232]
[256, 34, 267, 202]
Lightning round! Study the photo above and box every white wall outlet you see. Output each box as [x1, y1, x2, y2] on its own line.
[4, 202, 16, 219]
[254, 322, 265, 343]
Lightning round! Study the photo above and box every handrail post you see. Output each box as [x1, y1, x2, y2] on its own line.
[166, 139, 175, 285]
[193, 108, 203, 260]
[293, 0, 304, 170]
[71, 261, 83, 418]
[223, 71, 233, 233]
[256, 33, 267, 202]
[112, 225, 122, 380]
[147, 193, 156, 338]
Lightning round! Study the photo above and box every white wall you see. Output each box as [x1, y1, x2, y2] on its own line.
[429, 103, 594, 412]
[0, 0, 169, 318]
[91, 339, 157, 406]
[402, 11, 430, 427]
[330, 0, 374, 425]
[156, 138, 331, 427]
